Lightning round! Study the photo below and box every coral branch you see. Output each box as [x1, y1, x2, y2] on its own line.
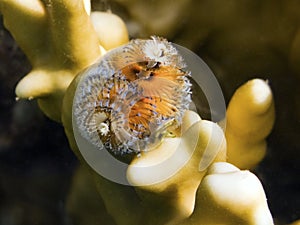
[42, 0, 100, 69]
[0, 0, 47, 65]
[127, 111, 226, 224]
[225, 79, 275, 169]
[0, 0, 130, 121]
[181, 162, 274, 225]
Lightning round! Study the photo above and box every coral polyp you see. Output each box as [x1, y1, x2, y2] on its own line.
[73, 36, 192, 154]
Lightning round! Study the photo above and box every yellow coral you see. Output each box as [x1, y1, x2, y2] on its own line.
[181, 162, 274, 225]
[90, 11, 129, 50]
[226, 79, 275, 169]
[0, 0, 128, 121]
[1, 1, 277, 224]
[127, 111, 226, 224]
[62, 102, 227, 225]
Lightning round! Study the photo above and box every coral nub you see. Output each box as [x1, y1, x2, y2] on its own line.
[74, 36, 192, 154]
